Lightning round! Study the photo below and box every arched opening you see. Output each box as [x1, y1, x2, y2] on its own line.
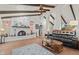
[18, 30, 26, 36]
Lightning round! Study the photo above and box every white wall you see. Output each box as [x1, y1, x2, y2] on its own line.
[1, 16, 41, 42]
[0, 4, 42, 42]
[46, 4, 79, 37]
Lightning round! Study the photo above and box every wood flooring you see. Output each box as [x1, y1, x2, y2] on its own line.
[0, 37, 79, 55]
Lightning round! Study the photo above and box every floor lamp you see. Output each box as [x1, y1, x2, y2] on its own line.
[0, 28, 5, 44]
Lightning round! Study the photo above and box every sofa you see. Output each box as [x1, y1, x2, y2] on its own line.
[45, 33, 78, 49]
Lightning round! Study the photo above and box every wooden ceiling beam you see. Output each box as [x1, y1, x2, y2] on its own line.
[0, 10, 46, 14]
[23, 4, 55, 8]
[49, 21, 54, 26]
[1, 14, 41, 19]
[50, 14, 55, 20]
[61, 15, 67, 24]
[70, 4, 76, 20]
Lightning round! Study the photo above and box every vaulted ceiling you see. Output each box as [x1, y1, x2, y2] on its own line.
[0, 4, 79, 22]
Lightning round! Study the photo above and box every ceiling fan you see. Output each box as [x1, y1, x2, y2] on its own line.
[39, 4, 50, 14]
[22, 4, 55, 14]
[0, 4, 55, 17]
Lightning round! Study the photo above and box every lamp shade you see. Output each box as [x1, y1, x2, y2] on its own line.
[0, 28, 6, 35]
[69, 20, 78, 26]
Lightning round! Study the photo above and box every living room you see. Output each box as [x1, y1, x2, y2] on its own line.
[0, 4, 79, 55]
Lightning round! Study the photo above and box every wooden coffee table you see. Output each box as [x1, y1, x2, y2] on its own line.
[51, 40, 63, 53]
[42, 39, 63, 53]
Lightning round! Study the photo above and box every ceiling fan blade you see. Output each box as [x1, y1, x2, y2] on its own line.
[42, 9, 50, 11]
[42, 4, 55, 8]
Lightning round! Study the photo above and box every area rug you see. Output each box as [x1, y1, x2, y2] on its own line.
[12, 44, 54, 55]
